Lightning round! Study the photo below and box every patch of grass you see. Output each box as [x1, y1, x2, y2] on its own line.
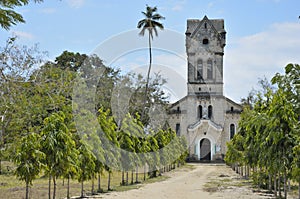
[204, 174, 251, 193]
[0, 162, 186, 198]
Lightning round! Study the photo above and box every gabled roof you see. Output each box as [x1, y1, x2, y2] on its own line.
[186, 15, 226, 39]
[225, 97, 243, 109]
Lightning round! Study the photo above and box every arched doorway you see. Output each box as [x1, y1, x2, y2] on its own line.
[200, 138, 211, 160]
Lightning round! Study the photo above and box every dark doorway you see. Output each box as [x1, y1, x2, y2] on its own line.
[200, 138, 211, 161]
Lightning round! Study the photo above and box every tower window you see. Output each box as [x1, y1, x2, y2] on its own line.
[202, 39, 209, 45]
[230, 124, 235, 139]
[204, 22, 207, 29]
[207, 60, 213, 79]
[208, 105, 213, 119]
[198, 105, 203, 119]
[176, 123, 181, 136]
[197, 59, 203, 80]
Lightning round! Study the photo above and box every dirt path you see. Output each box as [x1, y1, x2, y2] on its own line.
[100, 164, 276, 199]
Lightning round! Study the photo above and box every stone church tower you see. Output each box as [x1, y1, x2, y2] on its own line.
[168, 16, 242, 161]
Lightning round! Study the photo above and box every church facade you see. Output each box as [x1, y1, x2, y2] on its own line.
[168, 16, 242, 161]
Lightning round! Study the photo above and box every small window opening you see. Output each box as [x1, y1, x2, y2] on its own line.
[208, 105, 213, 119]
[230, 124, 235, 139]
[203, 38, 209, 45]
[231, 106, 234, 112]
[204, 23, 207, 29]
[176, 123, 180, 136]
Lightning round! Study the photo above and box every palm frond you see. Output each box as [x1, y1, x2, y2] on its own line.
[152, 14, 165, 21]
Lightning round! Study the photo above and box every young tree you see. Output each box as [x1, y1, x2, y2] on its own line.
[77, 140, 96, 198]
[13, 133, 45, 199]
[41, 111, 77, 199]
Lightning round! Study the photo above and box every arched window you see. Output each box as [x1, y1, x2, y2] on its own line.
[230, 124, 235, 139]
[197, 59, 203, 80]
[207, 60, 213, 79]
[202, 38, 209, 45]
[198, 105, 203, 119]
[208, 105, 212, 119]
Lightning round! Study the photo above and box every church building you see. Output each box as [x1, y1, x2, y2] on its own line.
[168, 16, 242, 161]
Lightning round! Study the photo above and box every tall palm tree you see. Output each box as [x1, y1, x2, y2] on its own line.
[137, 5, 165, 116]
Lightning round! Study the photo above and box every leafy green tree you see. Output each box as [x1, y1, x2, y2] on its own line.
[41, 111, 77, 199]
[77, 139, 96, 198]
[13, 133, 45, 199]
[97, 107, 120, 191]
[226, 64, 300, 198]
[0, 37, 45, 174]
[0, 0, 43, 30]
[118, 113, 141, 185]
[137, 5, 165, 115]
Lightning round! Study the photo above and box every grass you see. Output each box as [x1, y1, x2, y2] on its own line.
[0, 161, 182, 199]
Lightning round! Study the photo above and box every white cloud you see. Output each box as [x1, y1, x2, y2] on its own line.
[225, 22, 300, 102]
[207, 2, 214, 8]
[39, 8, 56, 14]
[12, 31, 34, 40]
[172, 0, 186, 11]
[67, 0, 85, 8]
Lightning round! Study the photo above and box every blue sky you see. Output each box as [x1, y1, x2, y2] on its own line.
[1, 0, 300, 102]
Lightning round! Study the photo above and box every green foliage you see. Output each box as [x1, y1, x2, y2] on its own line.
[13, 133, 44, 184]
[226, 63, 300, 198]
[0, 0, 43, 30]
[137, 5, 165, 39]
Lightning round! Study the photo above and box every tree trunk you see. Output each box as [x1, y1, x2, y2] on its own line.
[121, 170, 125, 185]
[108, 172, 111, 191]
[97, 173, 101, 193]
[141, 31, 153, 123]
[81, 180, 84, 198]
[269, 174, 272, 192]
[279, 174, 282, 198]
[241, 165, 243, 177]
[0, 158, 2, 175]
[25, 181, 29, 199]
[53, 176, 56, 199]
[91, 173, 95, 195]
[131, 170, 134, 184]
[274, 174, 277, 197]
[135, 165, 138, 183]
[126, 171, 128, 185]
[298, 179, 300, 199]
[67, 176, 70, 199]
[144, 165, 146, 181]
[48, 175, 51, 199]
[284, 170, 287, 199]
[144, 32, 153, 106]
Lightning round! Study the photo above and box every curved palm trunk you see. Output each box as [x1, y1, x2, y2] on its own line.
[143, 32, 152, 113]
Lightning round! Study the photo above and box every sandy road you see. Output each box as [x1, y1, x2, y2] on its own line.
[100, 164, 276, 199]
